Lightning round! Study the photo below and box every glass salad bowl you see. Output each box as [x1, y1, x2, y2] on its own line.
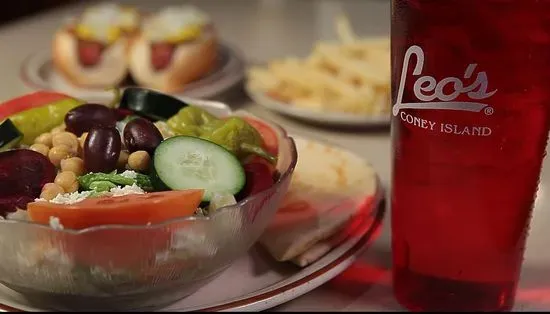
[0, 95, 297, 311]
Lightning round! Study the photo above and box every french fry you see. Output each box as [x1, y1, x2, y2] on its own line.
[335, 13, 356, 43]
[344, 38, 390, 51]
[247, 68, 280, 91]
[293, 96, 325, 111]
[247, 12, 391, 116]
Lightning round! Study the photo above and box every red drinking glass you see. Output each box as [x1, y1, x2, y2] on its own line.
[391, 0, 550, 311]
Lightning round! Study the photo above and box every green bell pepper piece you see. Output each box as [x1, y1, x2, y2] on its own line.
[89, 181, 117, 193]
[78, 172, 154, 192]
[134, 173, 154, 191]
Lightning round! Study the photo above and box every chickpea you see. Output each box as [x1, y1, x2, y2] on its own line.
[48, 145, 75, 167]
[34, 133, 53, 147]
[65, 181, 79, 193]
[54, 171, 78, 191]
[52, 132, 79, 153]
[60, 157, 85, 176]
[30, 143, 50, 157]
[40, 183, 65, 201]
[51, 124, 66, 134]
[117, 150, 129, 169]
[128, 150, 150, 172]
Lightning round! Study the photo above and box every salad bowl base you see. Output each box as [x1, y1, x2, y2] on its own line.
[0, 196, 385, 312]
[2, 267, 229, 311]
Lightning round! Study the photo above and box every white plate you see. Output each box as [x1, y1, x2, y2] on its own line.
[19, 43, 246, 102]
[0, 197, 384, 312]
[245, 83, 391, 128]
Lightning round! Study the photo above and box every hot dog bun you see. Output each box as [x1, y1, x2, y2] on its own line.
[128, 32, 217, 93]
[51, 3, 140, 88]
[52, 28, 130, 88]
[127, 6, 218, 93]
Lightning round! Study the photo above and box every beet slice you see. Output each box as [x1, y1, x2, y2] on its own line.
[0, 149, 56, 215]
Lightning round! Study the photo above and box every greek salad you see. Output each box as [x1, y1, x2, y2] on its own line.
[0, 87, 279, 230]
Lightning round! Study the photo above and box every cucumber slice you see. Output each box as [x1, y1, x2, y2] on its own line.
[153, 136, 246, 201]
[0, 119, 23, 152]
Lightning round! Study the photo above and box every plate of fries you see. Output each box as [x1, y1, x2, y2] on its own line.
[246, 15, 390, 127]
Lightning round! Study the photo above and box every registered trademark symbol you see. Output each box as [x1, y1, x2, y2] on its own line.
[484, 107, 494, 115]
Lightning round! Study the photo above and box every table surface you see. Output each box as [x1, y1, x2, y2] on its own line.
[1, 0, 550, 311]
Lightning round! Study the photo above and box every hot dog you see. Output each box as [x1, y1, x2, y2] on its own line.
[128, 6, 218, 93]
[52, 3, 140, 88]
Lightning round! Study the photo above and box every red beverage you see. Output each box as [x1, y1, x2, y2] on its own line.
[391, 0, 550, 311]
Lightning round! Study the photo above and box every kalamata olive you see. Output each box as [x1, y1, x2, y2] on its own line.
[0, 149, 56, 214]
[123, 118, 163, 154]
[65, 104, 117, 136]
[84, 127, 121, 173]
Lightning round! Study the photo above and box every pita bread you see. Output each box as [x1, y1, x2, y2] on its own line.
[291, 205, 376, 267]
[259, 137, 378, 266]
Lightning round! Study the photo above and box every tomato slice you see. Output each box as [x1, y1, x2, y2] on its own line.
[0, 91, 75, 119]
[27, 190, 204, 230]
[242, 116, 279, 156]
[28, 190, 204, 269]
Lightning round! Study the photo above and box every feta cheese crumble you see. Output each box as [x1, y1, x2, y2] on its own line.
[120, 170, 138, 179]
[48, 190, 95, 205]
[110, 184, 145, 196]
[34, 184, 145, 205]
[49, 216, 64, 230]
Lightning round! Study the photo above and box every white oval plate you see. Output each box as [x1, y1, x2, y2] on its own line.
[19, 43, 245, 102]
[0, 136, 385, 312]
[245, 83, 391, 128]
